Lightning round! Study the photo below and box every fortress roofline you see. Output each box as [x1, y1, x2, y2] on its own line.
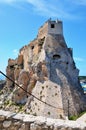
[38, 18, 63, 39]
[47, 18, 62, 23]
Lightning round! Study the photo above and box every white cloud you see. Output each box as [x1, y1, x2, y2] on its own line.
[0, 0, 15, 3]
[0, 0, 25, 4]
[0, 0, 76, 19]
[26, 0, 76, 19]
[70, 0, 86, 6]
[13, 49, 18, 57]
[0, 0, 85, 20]
[74, 57, 84, 62]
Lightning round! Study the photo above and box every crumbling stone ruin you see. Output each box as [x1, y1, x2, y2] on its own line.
[5, 19, 86, 119]
[0, 110, 86, 130]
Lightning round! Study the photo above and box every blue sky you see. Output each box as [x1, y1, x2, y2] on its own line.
[0, 0, 86, 76]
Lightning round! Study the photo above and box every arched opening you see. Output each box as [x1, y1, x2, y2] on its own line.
[53, 54, 61, 60]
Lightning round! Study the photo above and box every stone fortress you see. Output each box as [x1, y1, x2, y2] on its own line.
[6, 19, 86, 119]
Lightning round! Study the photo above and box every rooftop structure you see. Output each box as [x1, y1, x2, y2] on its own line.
[38, 19, 63, 39]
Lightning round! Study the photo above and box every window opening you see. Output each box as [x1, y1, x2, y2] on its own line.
[51, 24, 55, 28]
[53, 54, 61, 60]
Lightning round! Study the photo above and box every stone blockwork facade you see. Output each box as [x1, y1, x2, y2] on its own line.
[0, 110, 86, 130]
[4, 19, 86, 119]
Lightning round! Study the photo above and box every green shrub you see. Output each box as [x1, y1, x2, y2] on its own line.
[48, 112, 50, 115]
[4, 100, 10, 106]
[69, 111, 86, 120]
[69, 115, 78, 120]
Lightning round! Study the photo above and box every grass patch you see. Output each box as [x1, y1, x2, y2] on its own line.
[69, 115, 78, 120]
[4, 99, 24, 112]
[4, 100, 10, 106]
[69, 111, 86, 120]
[18, 104, 24, 112]
[78, 111, 86, 117]
[0, 90, 3, 95]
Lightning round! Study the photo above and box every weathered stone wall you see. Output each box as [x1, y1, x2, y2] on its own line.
[26, 33, 86, 118]
[0, 110, 86, 130]
[48, 20, 63, 35]
[38, 20, 63, 39]
[38, 22, 48, 39]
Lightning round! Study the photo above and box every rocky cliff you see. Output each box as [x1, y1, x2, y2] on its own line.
[1, 19, 86, 119]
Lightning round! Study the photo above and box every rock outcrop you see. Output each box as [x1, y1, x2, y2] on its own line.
[5, 19, 86, 119]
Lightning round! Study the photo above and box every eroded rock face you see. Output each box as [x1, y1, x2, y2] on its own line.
[6, 19, 86, 119]
[26, 33, 86, 118]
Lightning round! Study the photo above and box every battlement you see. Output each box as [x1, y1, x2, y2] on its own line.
[38, 19, 63, 39]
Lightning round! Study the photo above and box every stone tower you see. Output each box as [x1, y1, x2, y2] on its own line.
[24, 19, 86, 119]
[38, 19, 63, 39]
[6, 19, 86, 119]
